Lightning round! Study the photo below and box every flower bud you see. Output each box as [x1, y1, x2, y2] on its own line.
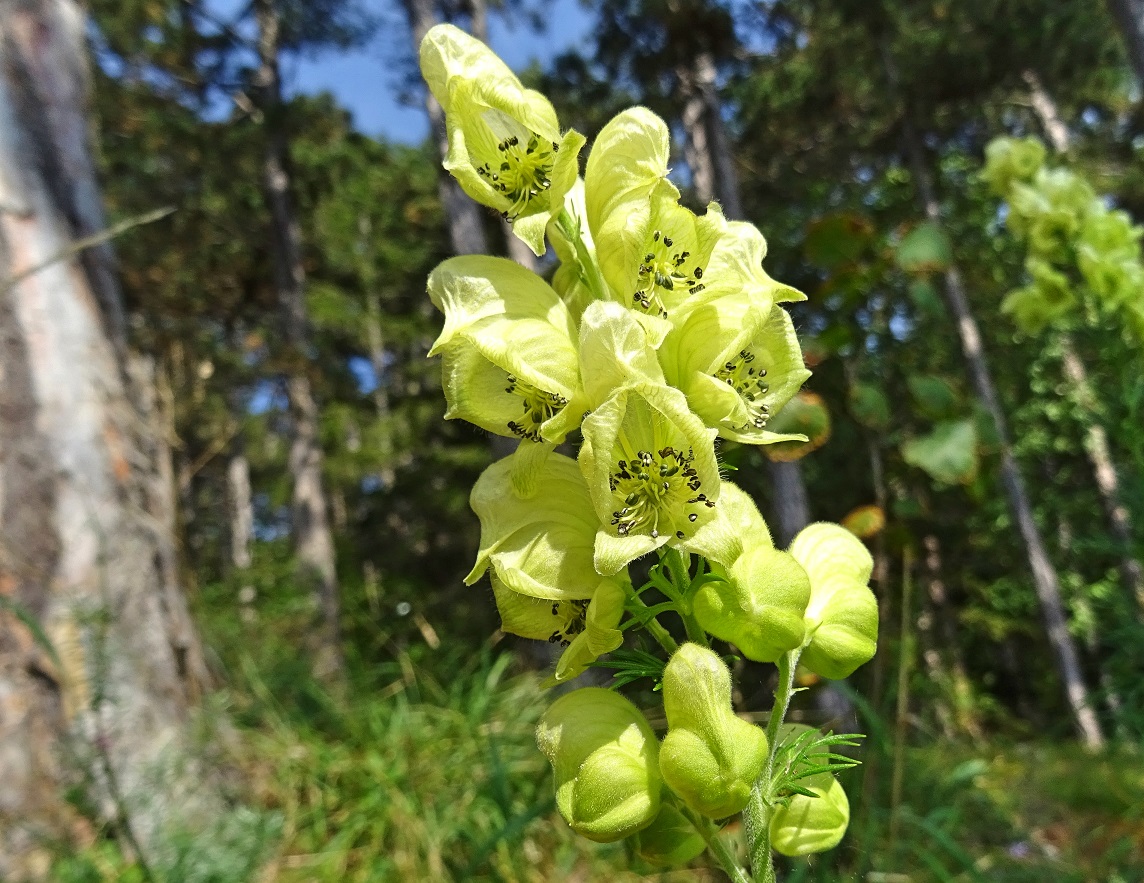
[658, 644, 767, 818]
[788, 523, 878, 680]
[769, 725, 850, 856]
[694, 544, 810, 663]
[632, 803, 706, 866]
[536, 688, 661, 842]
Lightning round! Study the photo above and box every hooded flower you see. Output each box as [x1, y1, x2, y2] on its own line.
[466, 452, 616, 600]
[788, 523, 878, 680]
[428, 255, 587, 446]
[662, 299, 810, 444]
[579, 382, 735, 574]
[1001, 255, 1076, 334]
[1007, 167, 1095, 257]
[419, 23, 585, 255]
[981, 136, 1047, 196]
[537, 687, 662, 842]
[491, 574, 625, 684]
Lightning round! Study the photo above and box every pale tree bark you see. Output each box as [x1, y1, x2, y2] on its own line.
[676, 52, 813, 546]
[0, 2, 220, 876]
[882, 48, 1104, 748]
[1022, 69, 1144, 611]
[254, 0, 343, 680]
[1104, 0, 1144, 89]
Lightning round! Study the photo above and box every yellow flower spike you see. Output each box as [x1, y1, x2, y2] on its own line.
[578, 382, 735, 574]
[769, 724, 850, 856]
[491, 573, 624, 683]
[537, 688, 662, 842]
[419, 23, 585, 255]
[658, 644, 768, 818]
[662, 300, 811, 444]
[788, 523, 878, 680]
[428, 255, 587, 445]
[467, 452, 614, 601]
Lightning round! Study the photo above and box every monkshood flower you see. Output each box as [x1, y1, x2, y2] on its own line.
[491, 573, 625, 685]
[768, 725, 850, 856]
[661, 298, 810, 444]
[692, 482, 811, 661]
[466, 452, 615, 601]
[788, 523, 878, 680]
[1001, 256, 1075, 334]
[1077, 206, 1144, 309]
[428, 255, 587, 447]
[579, 381, 737, 574]
[419, 24, 585, 255]
[658, 644, 767, 818]
[537, 688, 662, 842]
[1008, 168, 1096, 257]
[981, 136, 1046, 196]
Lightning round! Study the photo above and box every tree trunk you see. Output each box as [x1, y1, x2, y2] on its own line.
[254, 0, 342, 680]
[1022, 70, 1144, 611]
[1104, 0, 1144, 89]
[676, 52, 813, 544]
[0, 3, 220, 876]
[403, 0, 490, 258]
[885, 55, 1104, 747]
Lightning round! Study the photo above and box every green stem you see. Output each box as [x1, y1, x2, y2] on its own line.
[624, 587, 679, 654]
[556, 206, 608, 303]
[681, 807, 752, 883]
[660, 549, 710, 648]
[744, 649, 801, 883]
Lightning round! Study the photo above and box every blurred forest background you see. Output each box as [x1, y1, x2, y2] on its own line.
[2, 0, 1144, 880]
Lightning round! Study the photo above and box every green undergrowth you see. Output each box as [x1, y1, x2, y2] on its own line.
[52, 584, 1144, 882]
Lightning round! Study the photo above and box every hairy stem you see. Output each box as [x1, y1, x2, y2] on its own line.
[744, 649, 801, 882]
[682, 806, 752, 883]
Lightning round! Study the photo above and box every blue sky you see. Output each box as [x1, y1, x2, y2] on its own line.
[286, 0, 594, 144]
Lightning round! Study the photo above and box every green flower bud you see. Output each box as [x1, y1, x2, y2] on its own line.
[789, 523, 878, 680]
[536, 688, 662, 842]
[694, 543, 810, 663]
[769, 725, 851, 856]
[658, 644, 767, 818]
[632, 803, 706, 866]
[981, 136, 1046, 196]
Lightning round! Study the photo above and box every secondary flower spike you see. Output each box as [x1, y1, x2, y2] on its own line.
[419, 23, 585, 255]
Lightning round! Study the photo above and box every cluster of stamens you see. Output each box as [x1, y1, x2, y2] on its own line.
[547, 598, 590, 647]
[608, 445, 712, 540]
[634, 229, 707, 318]
[714, 349, 771, 429]
[504, 373, 568, 442]
[476, 133, 558, 221]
